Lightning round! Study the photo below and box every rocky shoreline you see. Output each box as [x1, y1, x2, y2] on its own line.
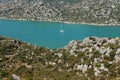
[0, 36, 120, 80]
[1, 18, 120, 26]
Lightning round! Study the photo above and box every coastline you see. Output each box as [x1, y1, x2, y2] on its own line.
[0, 17, 120, 26]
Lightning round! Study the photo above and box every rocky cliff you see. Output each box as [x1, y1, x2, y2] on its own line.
[0, 36, 120, 80]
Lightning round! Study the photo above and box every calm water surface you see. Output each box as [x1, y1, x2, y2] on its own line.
[0, 19, 120, 49]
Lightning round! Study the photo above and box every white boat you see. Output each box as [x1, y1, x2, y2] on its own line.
[59, 23, 64, 32]
[60, 30, 64, 32]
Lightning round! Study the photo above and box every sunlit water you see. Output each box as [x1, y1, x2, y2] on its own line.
[0, 19, 120, 49]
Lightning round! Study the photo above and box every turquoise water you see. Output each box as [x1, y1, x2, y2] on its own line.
[0, 19, 120, 49]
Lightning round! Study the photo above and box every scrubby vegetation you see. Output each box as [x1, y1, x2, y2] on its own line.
[0, 36, 120, 80]
[0, 0, 120, 25]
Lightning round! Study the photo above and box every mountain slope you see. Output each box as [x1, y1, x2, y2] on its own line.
[0, 0, 120, 25]
[0, 36, 120, 80]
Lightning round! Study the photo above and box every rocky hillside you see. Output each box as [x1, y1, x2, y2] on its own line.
[0, 36, 120, 80]
[0, 0, 120, 25]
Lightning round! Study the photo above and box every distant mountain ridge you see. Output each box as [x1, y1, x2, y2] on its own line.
[0, 0, 120, 25]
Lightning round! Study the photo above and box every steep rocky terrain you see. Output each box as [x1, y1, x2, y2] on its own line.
[0, 36, 120, 80]
[0, 0, 120, 25]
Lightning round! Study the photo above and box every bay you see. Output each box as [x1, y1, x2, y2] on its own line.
[0, 19, 120, 49]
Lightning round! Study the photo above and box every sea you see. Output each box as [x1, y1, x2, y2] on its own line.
[0, 19, 120, 49]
